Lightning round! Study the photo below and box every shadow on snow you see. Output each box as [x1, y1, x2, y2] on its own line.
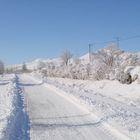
[18, 82, 43, 87]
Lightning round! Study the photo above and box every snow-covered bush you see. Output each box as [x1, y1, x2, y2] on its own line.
[97, 44, 123, 67]
[90, 44, 123, 80]
[31, 46, 140, 83]
[119, 53, 140, 68]
[116, 70, 132, 84]
[124, 66, 140, 83]
[89, 60, 106, 80]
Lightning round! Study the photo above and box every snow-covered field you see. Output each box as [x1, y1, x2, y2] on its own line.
[31, 72, 140, 140]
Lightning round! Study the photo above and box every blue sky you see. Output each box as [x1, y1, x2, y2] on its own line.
[0, 0, 140, 64]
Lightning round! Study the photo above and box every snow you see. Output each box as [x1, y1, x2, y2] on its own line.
[125, 66, 140, 83]
[31, 72, 140, 140]
[0, 74, 30, 140]
[26, 58, 62, 70]
[0, 74, 16, 139]
[79, 53, 90, 64]
[19, 74, 128, 140]
[1, 72, 140, 139]
[2, 48, 140, 139]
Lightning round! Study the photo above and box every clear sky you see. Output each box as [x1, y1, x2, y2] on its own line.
[0, 0, 140, 64]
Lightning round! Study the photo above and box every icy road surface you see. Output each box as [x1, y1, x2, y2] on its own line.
[19, 75, 124, 140]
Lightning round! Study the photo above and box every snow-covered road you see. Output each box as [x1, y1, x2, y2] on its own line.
[18, 75, 124, 140]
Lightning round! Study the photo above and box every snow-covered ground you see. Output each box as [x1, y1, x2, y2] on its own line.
[0, 74, 16, 139]
[46, 77, 140, 140]
[31, 72, 140, 140]
[0, 74, 30, 140]
[19, 74, 130, 140]
[47, 78, 140, 139]
[1, 72, 140, 140]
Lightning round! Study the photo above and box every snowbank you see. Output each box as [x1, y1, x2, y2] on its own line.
[0, 74, 16, 139]
[0, 74, 30, 139]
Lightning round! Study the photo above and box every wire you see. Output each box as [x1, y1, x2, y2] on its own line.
[93, 34, 140, 45]
[120, 35, 140, 41]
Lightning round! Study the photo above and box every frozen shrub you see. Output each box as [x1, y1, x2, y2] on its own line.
[93, 44, 124, 80]
[124, 66, 140, 83]
[117, 70, 132, 84]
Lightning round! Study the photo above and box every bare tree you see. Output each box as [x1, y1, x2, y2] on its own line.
[61, 50, 73, 66]
[0, 60, 4, 74]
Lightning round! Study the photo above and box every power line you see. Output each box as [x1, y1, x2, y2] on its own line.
[92, 34, 140, 46]
[119, 35, 140, 41]
[88, 34, 140, 61]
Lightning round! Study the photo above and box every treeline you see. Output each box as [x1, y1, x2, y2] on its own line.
[2, 44, 140, 84]
[33, 44, 140, 83]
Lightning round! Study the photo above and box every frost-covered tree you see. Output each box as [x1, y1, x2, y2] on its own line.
[33, 45, 140, 82]
[0, 60, 4, 74]
[119, 52, 140, 68]
[61, 50, 73, 66]
[95, 44, 124, 79]
[97, 44, 123, 67]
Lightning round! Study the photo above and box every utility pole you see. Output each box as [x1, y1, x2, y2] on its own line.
[88, 44, 93, 63]
[116, 37, 120, 48]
